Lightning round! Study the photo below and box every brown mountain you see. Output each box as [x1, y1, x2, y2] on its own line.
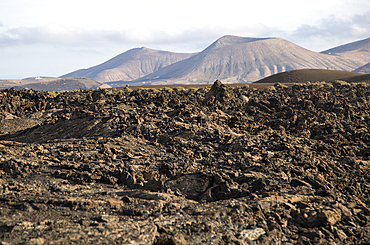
[254, 69, 366, 84]
[353, 62, 370, 74]
[128, 36, 366, 86]
[61, 47, 196, 83]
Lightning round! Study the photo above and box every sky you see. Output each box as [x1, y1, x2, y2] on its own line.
[0, 0, 369, 79]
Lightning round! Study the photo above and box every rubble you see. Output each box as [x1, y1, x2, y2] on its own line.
[0, 80, 369, 244]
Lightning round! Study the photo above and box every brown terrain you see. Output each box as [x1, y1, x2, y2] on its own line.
[0, 79, 369, 244]
[255, 69, 370, 84]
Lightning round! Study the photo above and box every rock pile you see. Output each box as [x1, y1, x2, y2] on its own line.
[0, 81, 369, 244]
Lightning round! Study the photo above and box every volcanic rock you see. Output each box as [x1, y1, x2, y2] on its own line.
[0, 80, 370, 244]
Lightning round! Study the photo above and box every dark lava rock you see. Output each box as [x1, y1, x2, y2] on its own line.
[0, 81, 370, 244]
[204, 80, 234, 104]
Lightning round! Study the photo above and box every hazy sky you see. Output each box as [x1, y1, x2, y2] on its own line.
[1, 0, 369, 79]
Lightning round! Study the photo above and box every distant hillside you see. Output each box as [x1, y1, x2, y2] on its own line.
[56, 35, 370, 88]
[61, 47, 196, 83]
[321, 37, 370, 54]
[353, 62, 370, 74]
[0, 77, 60, 90]
[12, 77, 105, 92]
[0, 79, 22, 90]
[254, 69, 368, 84]
[321, 37, 370, 66]
[126, 35, 365, 86]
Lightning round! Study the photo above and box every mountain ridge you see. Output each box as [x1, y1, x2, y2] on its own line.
[321, 37, 370, 54]
[125, 36, 368, 86]
[320, 37, 370, 67]
[12, 77, 105, 92]
[61, 47, 196, 83]
[205, 35, 271, 49]
[62, 35, 370, 86]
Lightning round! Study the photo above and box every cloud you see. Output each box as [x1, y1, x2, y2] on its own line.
[1, 11, 369, 53]
[289, 11, 370, 50]
[0, 22, 283, 53]
[0, 24, 96, 46]
[0, 15, 279, 45]
[0, 24, 188, 48]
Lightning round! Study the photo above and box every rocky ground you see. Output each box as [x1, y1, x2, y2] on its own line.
[0, 81, 369, 244]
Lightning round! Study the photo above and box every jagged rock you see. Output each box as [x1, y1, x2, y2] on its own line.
[318, 209, 342, 226]
[203, 80, 234, 104]
[0, 81, 369, 244]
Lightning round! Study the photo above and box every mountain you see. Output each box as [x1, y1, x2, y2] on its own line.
[321, 37, 370, 54]
[59, 35, 370, 87]
[61, 47, 196, 83]
[353, 62, 370, 74]
[1, 77, 60, 90]
[12, 77, 106, 92]
[321, 37, 370, 65]
[126, 35, 367, 85]
[255, 69, 366, 84]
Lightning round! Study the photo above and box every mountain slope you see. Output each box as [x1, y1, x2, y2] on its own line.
[321, 37, 370, 54]
[254, 69, 365, 84]
[353, 62, 370, 74]
[61, 47, 196, 83]
[129, 35, 365, 85]
[12, 77, 104, 92]
[321, 37, 370, 66]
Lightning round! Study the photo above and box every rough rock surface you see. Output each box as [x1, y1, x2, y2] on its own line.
[0, 80, 370, 244]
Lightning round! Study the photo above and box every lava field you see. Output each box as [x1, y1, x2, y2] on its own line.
[0, 81, 369, 244]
